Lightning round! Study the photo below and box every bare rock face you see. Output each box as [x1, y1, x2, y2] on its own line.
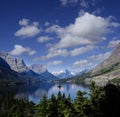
[0, 52, 29, 73]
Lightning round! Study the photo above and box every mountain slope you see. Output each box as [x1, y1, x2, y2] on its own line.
[30, 64, 58, 80]
[0, 57, 11, 70]
[0, 57, 26, 84]
[0, 58, 43, 85]
[85, 43, 120, 86]
[90, 43, 120, 76]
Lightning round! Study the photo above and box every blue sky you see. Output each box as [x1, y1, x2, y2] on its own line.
[0, 0, 120, 72]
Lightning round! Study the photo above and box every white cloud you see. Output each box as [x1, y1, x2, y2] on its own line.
[60, 0, 78, 6]
[15, 18, 41, 38]
[34, 48, 69, 61]
[46, 12, 119, 49]
[37, 12, 120, 61]
[37, 36, 53, 43]
[10, 45, 36, 56]
[28, 50, 37, 56]
[88, 52, 111, 63]
[72, 51, 111, 69]
[19, 18, 29, 26]
[80, 0, 88, 8]
[44, 22, 50, 26]
[70, 45, 95, 56]
[42, 48, 69, 60]
[60, 0, 99, 8]
[108, 40, 120, 48]
[48, 60, 63, 66]
[73, 59, 93, 68]
[92, 8, 103, 15]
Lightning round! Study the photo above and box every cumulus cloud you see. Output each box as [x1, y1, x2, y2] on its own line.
[46, 12, 119, 49]
[10, 44, 36, 56]
[35, 12, 120, 61]
[15, 18, 41, 38]
[48, 60, 63, 66]
[37, 36, 53, 43]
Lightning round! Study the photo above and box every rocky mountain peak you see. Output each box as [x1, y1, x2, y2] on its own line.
[29, 64, 47, 74]
[0, 52, 28, 73]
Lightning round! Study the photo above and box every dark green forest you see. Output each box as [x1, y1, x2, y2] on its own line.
[0, 83, 120, 117]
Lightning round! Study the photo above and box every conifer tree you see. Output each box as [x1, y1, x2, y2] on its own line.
[47, 94, 58, 117]
[36, 94, 48, 117]
[74, 90, 88, 117]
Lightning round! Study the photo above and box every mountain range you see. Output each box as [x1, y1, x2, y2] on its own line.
[1, 43, 120, 86]
[0, 51, 57, 84]
[52, 69, 76, 79]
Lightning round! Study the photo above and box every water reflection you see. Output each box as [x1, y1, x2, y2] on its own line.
[0, 83, 89, 104]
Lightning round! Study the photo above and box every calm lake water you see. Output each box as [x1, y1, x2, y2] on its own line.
[0, 83, 89, 104]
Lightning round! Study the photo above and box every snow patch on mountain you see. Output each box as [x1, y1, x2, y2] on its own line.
[52, 69, 77, 79]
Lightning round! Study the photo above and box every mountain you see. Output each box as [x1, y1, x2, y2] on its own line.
[30, 64, 58, 80]
[0, 57, 11, 70]
[0, 52, 28, 72]
[52, 69, 76, 79]
[0, 57, 27, 85]
[85, 43, 120, 86]
[0, 52, 44, 78]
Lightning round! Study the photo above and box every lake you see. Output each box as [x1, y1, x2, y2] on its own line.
[0, 83, 89, 104]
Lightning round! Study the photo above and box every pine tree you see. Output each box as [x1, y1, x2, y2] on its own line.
[89, 82, 103, 117]
[57, 91, 65, 117]
[63, 94, 75, 117]
[47, 94, 58, 117]
[36, 94, 48, 117]
[74, 90, 88, 117]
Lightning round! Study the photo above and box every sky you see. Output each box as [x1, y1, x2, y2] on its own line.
[0, 0, 120, 72]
